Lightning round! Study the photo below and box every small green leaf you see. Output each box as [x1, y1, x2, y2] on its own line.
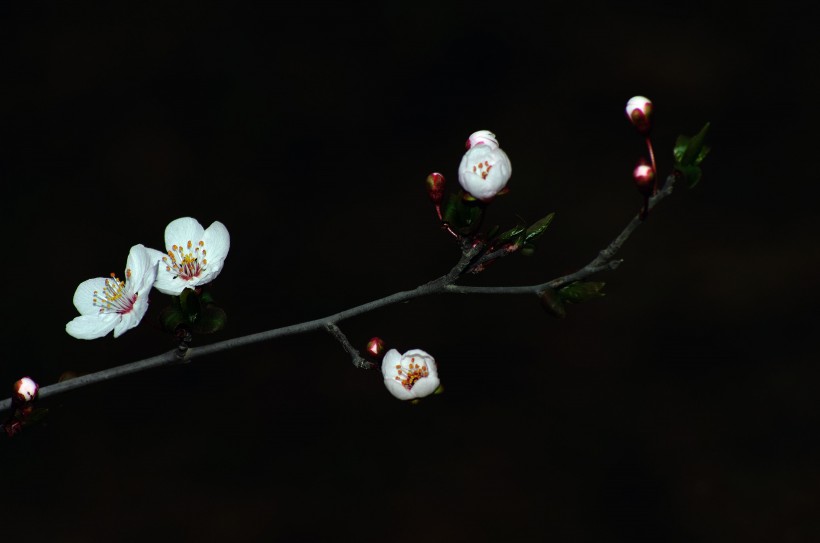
[198, 290, 215, 305]
[539, 287, 567, 318]
[159, 305, 187, 334]
[190, 305, 227, 335]
[179, 289, 202, 320]
[442, 191, 484, 235]
[681, 122, 710, 166]
[521, 243, 536, 257]
[559, 281, 606, 303]
[673, 134, 690, 164]
[524, 212, 555, 242]
[675, 164, 703, 188]
[495, 224, 526, 242]
[672, 122, 711, 188]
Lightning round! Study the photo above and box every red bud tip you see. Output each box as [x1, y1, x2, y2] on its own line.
[366, 337, 385, 357]
[425, 172, 446, 205]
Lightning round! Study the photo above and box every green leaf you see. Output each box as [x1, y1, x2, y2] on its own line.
[190, 305, 227, 335]
[179, 288, 202, 321]
[159, 305, 187, 334]
[672, 122, 711, 188]
[524, 212, 555, 242]
[521, 242, 536, 257]
[442, 191, 484, 235]
[558, 281, 606, 304]
[494, 224, 526, 242]
[681, 122, 710, 166]
[675, 164, 703, 188]
[539, 287, 567, 318]
[673, 134, 690, 165]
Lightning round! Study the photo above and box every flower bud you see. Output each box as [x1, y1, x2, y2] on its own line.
[625, 96, 653, 134]
[425, 172, 446, 206]
[632, 158, 655, 196]
[366, 337, 385, 357]
[13, 377, 39, 403]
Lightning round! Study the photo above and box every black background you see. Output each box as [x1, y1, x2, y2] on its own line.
[2, 2, 819, 541]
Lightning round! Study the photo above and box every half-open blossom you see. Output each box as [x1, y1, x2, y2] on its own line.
[457, 130, 512, 202]
[153, 217, 230, 295]
[66, 244, 160, 339]
[381, 348, 440, 400]
[13, 377, 38, 403]
[625, 96, 653, 134]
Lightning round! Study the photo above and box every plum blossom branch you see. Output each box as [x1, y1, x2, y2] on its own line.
[0, 176, 674, 412]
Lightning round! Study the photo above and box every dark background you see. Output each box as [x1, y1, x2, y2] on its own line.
[1, 2, 819, 541]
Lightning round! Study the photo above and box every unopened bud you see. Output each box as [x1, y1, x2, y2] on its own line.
[13, 377, 39, 403]
[366, 337, 385, 357]
[632, 159, 655, 196]
[625, 96, 653, 134]
[425, 172, 446, 206]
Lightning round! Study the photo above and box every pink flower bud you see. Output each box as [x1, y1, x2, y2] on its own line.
[366, 337, 385, 357]
[425, 172, 446, 205]
[625, 96, 653, 134]
[13, 377, 39, 403]
[633, 159, 655, 196]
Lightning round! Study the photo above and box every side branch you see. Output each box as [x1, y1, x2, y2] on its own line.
[444, 174, 675, 295]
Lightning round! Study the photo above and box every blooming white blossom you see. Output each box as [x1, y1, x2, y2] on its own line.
[381, 348, 440, 400]
[14, 377, 39, 402]
[457, 130, 512, 202]
[153, 217, 230, 295]
[66, 244, 161, 339]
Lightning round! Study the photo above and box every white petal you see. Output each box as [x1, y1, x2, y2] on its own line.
[164, 217, 205, 251]
[203, 221, 230, 261]
[152, 274, 189, 295]
[125, 244, 161, 293]
[381, 349, 402, 378]
[403, 348, 434, 360]
[409, 374, 440, 399]
[384, 378, 416, 401]
[72, 277, 111, 315]
[66, 314, 119, 340]
[112, 310, 141, 338]
[195, 221, 230, 284]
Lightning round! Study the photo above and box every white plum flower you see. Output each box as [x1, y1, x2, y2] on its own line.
[381, 348, 441, 400]
[457, 130, 512, 202]
[153, 217, 230, 295]
[66, 244, 161, 339]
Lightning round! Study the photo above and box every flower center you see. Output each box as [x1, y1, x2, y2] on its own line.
[393, 356, 430, 390]
[93, 270, 137, 314]
[471, 160, 494, 180]
[163, 240, 208, 281]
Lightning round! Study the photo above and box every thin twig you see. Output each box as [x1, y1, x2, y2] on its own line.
[325, 322, 373, 369]
[0, 175, 674, 412]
